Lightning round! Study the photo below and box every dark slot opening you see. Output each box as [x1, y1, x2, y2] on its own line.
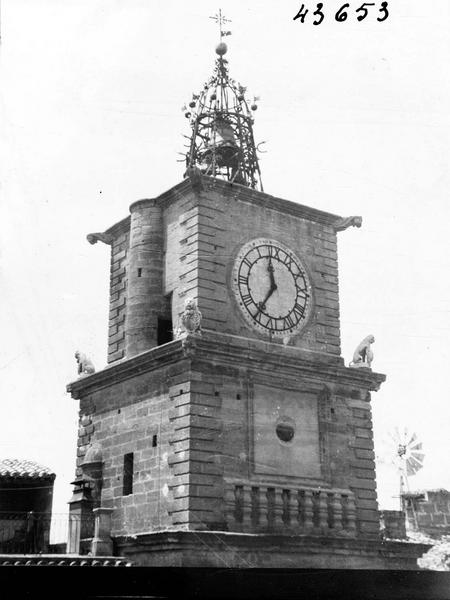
[157, 317, 173, 346]
[123, 452, 134, 496]
[152, 434, 158, 448]
[137, 268, 142, 277]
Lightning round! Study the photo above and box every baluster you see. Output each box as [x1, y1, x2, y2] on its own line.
[251, 487, 259, 528]
[258, 487, 269, 530]
[297, 490, 305, 529]
[332, 493, 344, 534]
[273, 488, 284, 530]
[318, 491, 329, 532]
[242, 485, 253, 531]
[224, 485, 237, 531]
[346, 494, 357, 536]
[281, 490, 289, 525]
[303, 490, 314, 531]
[288, 489, 299, 530]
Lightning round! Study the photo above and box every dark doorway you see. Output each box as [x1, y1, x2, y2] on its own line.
[157, 317, 173, 346]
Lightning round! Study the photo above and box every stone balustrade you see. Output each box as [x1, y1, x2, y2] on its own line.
[225, 481, 356, 537]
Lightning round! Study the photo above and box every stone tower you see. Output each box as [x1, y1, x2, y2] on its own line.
[67, 32, 429, 569]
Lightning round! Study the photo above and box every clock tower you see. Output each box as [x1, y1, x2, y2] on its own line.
[67, 30, 429, 569]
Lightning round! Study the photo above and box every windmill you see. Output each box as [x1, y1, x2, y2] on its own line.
[376, 426, 425, 518]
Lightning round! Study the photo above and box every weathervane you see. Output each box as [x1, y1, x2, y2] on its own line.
[209, 9, 232, 40]
[181, 11, 264, 191]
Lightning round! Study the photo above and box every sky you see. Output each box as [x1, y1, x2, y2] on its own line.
[1, 0, 449, 528]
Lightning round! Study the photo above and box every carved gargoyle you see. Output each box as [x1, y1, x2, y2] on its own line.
[175, 298, 202, 338]
[75, 351, 96, 376]
[333, 216, 363, 232]
[86, 232, 113, 245]
[349, 335, 375, 369]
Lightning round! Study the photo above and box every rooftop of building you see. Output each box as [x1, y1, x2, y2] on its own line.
[0, 458, 55, 480]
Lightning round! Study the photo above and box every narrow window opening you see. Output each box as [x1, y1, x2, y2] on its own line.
[157, 317, 173, 346]
[152, 434, 158, 448]
[123, 452, 134, 496]
[137, 268, 142, 277]
[118, 408, 121, 414]
[214, 391, 219, 397]
[236, 394, 241, 400]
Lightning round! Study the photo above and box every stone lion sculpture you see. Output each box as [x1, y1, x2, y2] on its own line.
[175, 298, 202, 338]
[75, 351, 96, 376]
[349, 335, 375, 369]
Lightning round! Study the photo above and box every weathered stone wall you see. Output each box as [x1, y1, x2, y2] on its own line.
[77, 360, 188, 536]
[405, 489, 450, 538]
[165, 183, 341, 356]
[381, 510, 407, 540]
[105, 180, 342, 363]
[107, 228, 129, 363]
[72, 334, 381, 540]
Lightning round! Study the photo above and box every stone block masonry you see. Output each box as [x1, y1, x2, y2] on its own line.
[100, 177, 348, 364]
[68, 330, 386, 542]
[108, 227, 129, 363]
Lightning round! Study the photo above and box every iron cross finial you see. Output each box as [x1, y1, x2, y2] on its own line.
[209, 9, 232, 39]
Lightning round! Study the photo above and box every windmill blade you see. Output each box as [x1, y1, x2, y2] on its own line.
[407, 431, 417, 446]
[407, 460, 423, 476]
[406, 451, 425, 476]
[401, 426, 408, 444]
[409, 440, 422, 451]
[410, 452, 425, 464]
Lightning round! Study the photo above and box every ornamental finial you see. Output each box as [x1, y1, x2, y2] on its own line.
[181, 13, 263, 191]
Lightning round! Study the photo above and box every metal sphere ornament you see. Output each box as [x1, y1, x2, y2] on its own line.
[251, 104, 258, 111]
[215, 42, 228, 56]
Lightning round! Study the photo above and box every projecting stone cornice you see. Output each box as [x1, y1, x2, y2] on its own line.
[85, 177, 365, 245]
[67, 331, 385, 400]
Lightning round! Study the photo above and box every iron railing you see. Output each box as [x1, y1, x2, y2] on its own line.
[0, 512, 94, 554]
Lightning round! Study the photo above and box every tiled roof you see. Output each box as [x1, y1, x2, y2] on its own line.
[0, 555, 132, 567]
[0, 458, 55, 479]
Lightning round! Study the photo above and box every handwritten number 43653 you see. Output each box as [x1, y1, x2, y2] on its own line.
[293, 2, 389, 25]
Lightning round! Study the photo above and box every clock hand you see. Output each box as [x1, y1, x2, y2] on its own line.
[257, 261, 278, 312]
[267, 259, 276, 290]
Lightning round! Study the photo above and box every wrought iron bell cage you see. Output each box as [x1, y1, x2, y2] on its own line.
[184, 43, 263, 191]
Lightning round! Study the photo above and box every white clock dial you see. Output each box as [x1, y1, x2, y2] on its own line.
[232, 238, 312, 337]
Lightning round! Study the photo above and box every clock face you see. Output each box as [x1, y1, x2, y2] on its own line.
[232, 238, 312, 337]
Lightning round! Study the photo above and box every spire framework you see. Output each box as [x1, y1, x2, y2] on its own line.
[183, 38, 263, 191]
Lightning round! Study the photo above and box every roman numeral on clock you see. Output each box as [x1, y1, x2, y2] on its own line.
[241, 293, 253, 308]
[293, 302, 305, 319]
[281, 254, 293, 269]
[254, 311, 264, 324]
[283, 313, 295, 329]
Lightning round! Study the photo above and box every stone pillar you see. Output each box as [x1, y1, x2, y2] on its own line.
[125, 199, 164, 357]
[91, 507, 115, 556]
[67, 482, 94, 554]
